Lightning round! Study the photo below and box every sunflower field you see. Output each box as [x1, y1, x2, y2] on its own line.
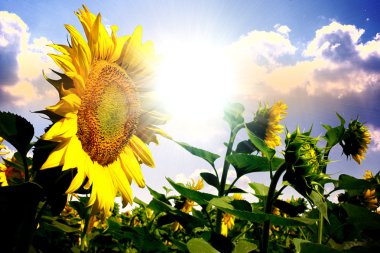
[0, 5, 380, 253]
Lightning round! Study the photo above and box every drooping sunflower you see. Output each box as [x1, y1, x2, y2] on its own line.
[340, 119, 371, 164]
[246, 101, 287, 149]
[40, 6, 167, 216]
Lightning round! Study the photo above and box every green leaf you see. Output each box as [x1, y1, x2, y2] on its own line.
[227, 153, 284, 177]
[133, 197, 148, 207]
[187, 238, 219, 253]
[248, 182, 269, 196]
[322, 113, 346, 148]
[50, 220, 80, 233]
[225, 185, 246, 194]
[337, 174, 372, 191]
[236, 140, 257, 154]
[343, 203, 380, 230]
[200, 172, 219, 189]
[212, 203, 316, 226]
[167, 178, 216, 205]
[147, 186, 171, 205]
[246, 127, 275, 160]
[224, 103, 245, 130]
[175, 141, 220, 168]
[309, 191, 329, 222]
[293, 239, 340, 253]
[232, 239, 258, 253]
[0, 111, 34, 157]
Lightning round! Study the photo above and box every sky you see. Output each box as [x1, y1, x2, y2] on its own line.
[1, 0, 380, 203]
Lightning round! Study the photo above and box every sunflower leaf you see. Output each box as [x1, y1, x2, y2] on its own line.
[246, 127, 275, 160]
[224, 103, 245, 130]
[322, 113, 346, 148]
[187, 238, 219, 253]
[227, 153, 284, 178]
[0, 111, 34, 157]
[200, 172, 219, 189]
[167, 178, 216, 206]
[174, 141, 220, 168]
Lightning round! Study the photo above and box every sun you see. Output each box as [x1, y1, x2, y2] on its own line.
[156, 41, 237, 120]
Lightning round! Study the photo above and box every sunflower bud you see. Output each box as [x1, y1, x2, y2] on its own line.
[340, 119, 371, 164]
[283, 128, 325, 195]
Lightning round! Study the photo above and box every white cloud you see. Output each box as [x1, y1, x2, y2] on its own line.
[368, 125, 380, 152]
[3, 80, 42, 106]
[0, 11, 55, 107]
[225, 21, 380, 98]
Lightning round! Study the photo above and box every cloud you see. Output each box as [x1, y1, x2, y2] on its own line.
[226, 21, 380, 99]
[0, 11, 55, 107]
[368, 125, 380, 152]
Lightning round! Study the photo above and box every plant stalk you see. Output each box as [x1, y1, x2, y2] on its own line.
[262, 163, 287, 253]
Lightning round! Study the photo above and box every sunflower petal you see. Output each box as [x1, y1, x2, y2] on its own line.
[40, 141, 69, 169]
[46, 93, 81, 117]
[120, 148, 145, 187]
[129, 135, 155, 167]
[110, 162, 133, 206]
[42, 114, 77, 141]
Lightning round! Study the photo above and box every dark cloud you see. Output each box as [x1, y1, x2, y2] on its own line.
[320, 31, 359, 63]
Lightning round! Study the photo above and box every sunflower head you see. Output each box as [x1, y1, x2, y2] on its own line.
[283, 128, 326, 195]
[221, 213, 235, 237]
[363, 170, 374, 180]
[0, 137, 9, 156]
[363, 189, 378, 210]
[340, 119, 371, 164]
[40, 5, 167, 216]
[246, 101, 287, 149]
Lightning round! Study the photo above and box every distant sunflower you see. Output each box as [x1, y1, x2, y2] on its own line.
[0, 137, 9, 156]
[340, 119, 371, 164]
[247, 101, 287, 149]
[41, 6, 166, 216]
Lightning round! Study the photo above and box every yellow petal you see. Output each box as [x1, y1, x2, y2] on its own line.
[48, 54, 76, 73]
[129, 135, 155, 167]
[120, 148, 145, 187]
[40, 141, 69, 169]
[42, 114, 77, 141]
[46, 93, 81, 117]
[109, 162, 133, 206]
[62, 137, 82, 171]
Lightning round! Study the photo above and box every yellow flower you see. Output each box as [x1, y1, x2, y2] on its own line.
[341, 120, 371, 164]
[248, 101, 287, 149]
[0, 163, 8, 187]
[0, 137, 9, 156]
[221, 213, 235, 237]
[41, 6, 166, 216]
[363, 189, 378, 210]
[363, 170, 373, 180]
[172, 179, 204, 231]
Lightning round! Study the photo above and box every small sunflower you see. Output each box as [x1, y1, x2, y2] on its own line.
[40, 6, 166, 216]
[363, 170, 373, 180]
[221, 194, 243, 237]
[363, 189, 378, 210]
[247, 101, 287, 149]
[0, 137, 9, 156]
[0, 163, 8, 187]
[340, 119, 371, 164]
[172, 179, 204, 231]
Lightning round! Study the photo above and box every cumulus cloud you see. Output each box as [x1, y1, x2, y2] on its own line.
[0, 11, 55, 107]
[226, 21, 380, 98]
[368, 125, 380, 152]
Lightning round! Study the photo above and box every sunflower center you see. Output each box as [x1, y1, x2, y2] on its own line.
[77, 60, 140, 166]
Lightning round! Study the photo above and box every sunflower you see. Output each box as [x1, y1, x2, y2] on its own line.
[40, 6, 166, 216]
[363, 170, 373, 180]
[247, 101, 287, 149]
[221, 194, 242, 237]
[0, 137, 9, 156]
[340, 119, 371, 164]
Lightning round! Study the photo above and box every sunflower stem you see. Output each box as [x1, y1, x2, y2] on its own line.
[216, 123, 243, 234]
[80, 205, 93, 252]
[21, 154, 29, 182]
[262, 163, 287, 253]
[317, 145, 331, 244]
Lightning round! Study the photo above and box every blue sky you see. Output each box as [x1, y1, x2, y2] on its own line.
[1, 0, 380, 201]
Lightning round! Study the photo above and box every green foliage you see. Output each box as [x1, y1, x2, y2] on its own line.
[175, 141, 220, 168]
[223, 103, 245, 130]
[0, 111, 34, 157]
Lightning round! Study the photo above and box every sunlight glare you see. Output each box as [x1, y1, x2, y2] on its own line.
[156, 41, 236, 120]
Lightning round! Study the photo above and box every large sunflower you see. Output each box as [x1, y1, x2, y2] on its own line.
[41, 6, 166, 215]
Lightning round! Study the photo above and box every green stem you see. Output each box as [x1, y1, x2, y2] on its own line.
[21, 154, 29, 182]
[80, 205, 93, 252]
[216, 123, 243, 234]
[202, 206, 214, 232]
[317, 146, 331, 244]
[262, 163, 287, 253]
